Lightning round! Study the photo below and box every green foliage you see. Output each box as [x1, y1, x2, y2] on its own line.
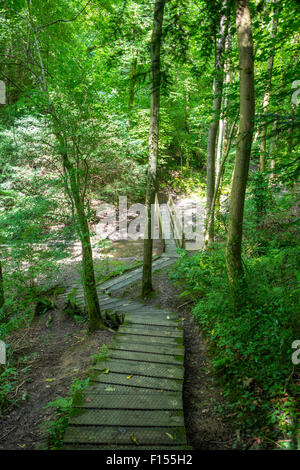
[0, 366, 18, 415]
[161, 167, 206, 197]
[249, 172, 272, 221]
[94, 259, 141, 284]
[43, 377, 90, 450]
[91, 343, 108, 363]
[171, 194, 299, 447]
[63, 288, 86, 322]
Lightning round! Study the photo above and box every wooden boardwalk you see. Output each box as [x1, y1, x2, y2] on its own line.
[62, 203, 188, 450]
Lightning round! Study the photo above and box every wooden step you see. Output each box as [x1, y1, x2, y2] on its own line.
[63, 425, 186, 446]
[93, 359, 184, 379]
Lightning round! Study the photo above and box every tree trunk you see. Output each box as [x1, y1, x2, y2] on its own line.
[210, 119, 237, 224]
[142, 0, 166, 297]
[0, 260, 4, 309]
[205, 0, 229, 245]
[62, 154, 104, 331]
[226, 0, 255, 303]
[270, 118, 278, 180]
[287, 103, 295, 155]
[259, 0, 279, 172]
[128, 55, 137, 113]
[211, 29, 232, 224]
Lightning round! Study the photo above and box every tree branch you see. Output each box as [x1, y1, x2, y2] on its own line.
[36, 0, 94, 32]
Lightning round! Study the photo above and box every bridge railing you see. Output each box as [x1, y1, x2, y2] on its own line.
[167, 195, 185, 249]
[153, 193, 165, 251]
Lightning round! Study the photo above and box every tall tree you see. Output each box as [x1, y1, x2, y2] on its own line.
[205, 0, 229, 245]
[0, 260, 4, 310]
[226, 0, 255, 302]
[142, 0, 166, 297]
[2, 2, 106, 331]
[259, 0, 279, 172]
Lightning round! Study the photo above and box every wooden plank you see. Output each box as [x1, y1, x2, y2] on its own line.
[118, 325, 183, 338]
[107, 349, 183, 365]
[68, 409, 184, 427]
[102, 302, 174, 317]
[113, 334, 182, 347]
[94, 359, 184, 379]
[114, 304, 176, 317]
[63, 445, 187, 450]
[124, 315, 180, 327]
[90, 372, 182, 391]
[88, 383, 164, 393]
[63, 426, 186, 446]
[98, 300, 174, 318]
[76, 391, 183, 410]
[110, 339, 184, 356]
[102, 264, 175, 293]
[98, 258, 172, 291]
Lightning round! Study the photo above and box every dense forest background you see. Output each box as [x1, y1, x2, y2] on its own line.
[0, 0, 299, 451]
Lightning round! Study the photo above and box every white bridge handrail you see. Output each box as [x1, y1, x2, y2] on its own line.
[167, 195, 184, 248]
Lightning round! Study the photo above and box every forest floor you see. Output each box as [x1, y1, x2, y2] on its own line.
[0, 299, 114, 450]
[0, 258, 245, 450]
[0, 194, 244, 450]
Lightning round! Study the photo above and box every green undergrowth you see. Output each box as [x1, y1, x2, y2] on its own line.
[170, 194, 299, 449]
[0, 276, 63, 415]
[43, 377, 90, 450]
[160, 167, 206, 197]
[94, 258, 142, 284]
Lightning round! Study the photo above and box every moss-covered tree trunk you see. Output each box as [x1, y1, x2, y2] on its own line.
[142, 0, 166, 297]
[0, 260, 4, 309]
[205, 0, 229, 246]
[226, 0, 255, 303]
[62, 154, 103, 331]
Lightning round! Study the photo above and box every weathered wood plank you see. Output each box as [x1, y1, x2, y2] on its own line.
[103, 302, 175, 318]
[63, 426, 186, 445]
[119, 325, 183, 338]
[113, 334, 182, 347]
[88, 383, 164, 393]
[76, 391, 182, 410]
[90, 372, 182, 391]
[94, 359, 184, 379]
[124, 316, 180, 327]
[68, 409, 184, 427]
[98, 258, 173, 291]
[107, 349, 183, 365]
[63, 445, 187, 450]
[110, 339, 184, 356]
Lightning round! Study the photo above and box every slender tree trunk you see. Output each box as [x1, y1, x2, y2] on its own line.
[216, 30, 232, 178]
[270, 118, 278, 180]
[288, 103, 295, 155]
[226, 0, 255, 304]
[210, 119, 237, 223]
[205, 0, 229, 245]
[62, 154, 104, 331]
[128, 55, 137, 113]
[259, 0, 279, 172]
[0, 260, 4, 309]
[142, 0, 166, 297]
[212, 29, 232, 222]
